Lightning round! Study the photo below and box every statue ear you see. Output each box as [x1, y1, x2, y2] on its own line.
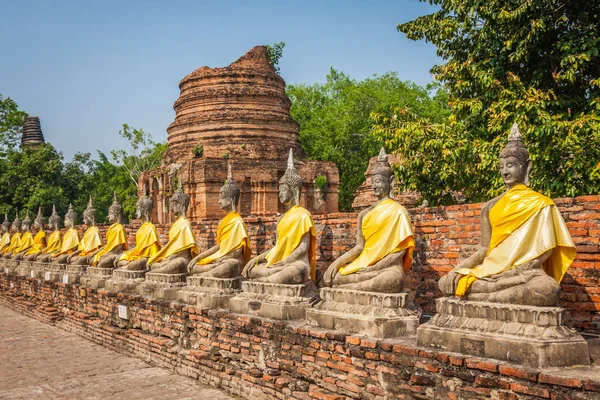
[389, 175, 397, 197]
[524, 159, 532, 186]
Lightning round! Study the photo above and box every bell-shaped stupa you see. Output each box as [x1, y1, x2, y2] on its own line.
[21, 116, 45, 148]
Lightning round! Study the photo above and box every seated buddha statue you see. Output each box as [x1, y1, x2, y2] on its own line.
[147, 183, 197, 274]
[188, 163, 251, 277]
[323, 148, 415, 293]
[13, 212, 39, 260]
[242, 149, 317, 284]
[438, 124, 577, 307]
[0, 214, 12, 254]
[1, 214, 22, 258]
[91, 193, 128, 268]
[48, 204, 80, 264]
[115, 194, 161, 271]
[67, 196, 103, 265]
[21, 208, 47, 260]
[31, 206, 62, 262]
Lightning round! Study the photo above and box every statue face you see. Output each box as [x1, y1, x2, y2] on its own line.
[278, 183, 294, 205]
[0, 225, 5, 234]
[171, 201, 185, 216]
[33, 222, 41, 230]
[11, 224, 18, 233]
[219, 189, 233, 210]
[135, 204, 142, 219]
[83, 214, 93, 226]
[65, 218, 74, 229]
[371, 174, 391, 198]
[500, 156, 528, 188]
[108, 208, 116, 223]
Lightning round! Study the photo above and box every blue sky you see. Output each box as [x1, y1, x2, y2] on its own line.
[0, 0, 441, 160]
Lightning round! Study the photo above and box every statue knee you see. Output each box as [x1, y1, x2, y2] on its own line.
[523, 274, 561, 306]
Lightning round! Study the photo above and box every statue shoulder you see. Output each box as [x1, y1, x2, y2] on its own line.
[482, 194, 503, 215]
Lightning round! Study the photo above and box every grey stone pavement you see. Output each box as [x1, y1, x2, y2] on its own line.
[0, 305, 233, 399]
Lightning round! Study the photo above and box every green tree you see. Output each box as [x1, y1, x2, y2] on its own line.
[372, 0, 600, 205]
[266, 42, 286, 73]
[288, 69, 449, 210]
[0, 95, 26, 156]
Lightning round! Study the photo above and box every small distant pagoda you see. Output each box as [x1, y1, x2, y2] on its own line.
[21, 116, 45, 148]
[139, 46, 339, 223]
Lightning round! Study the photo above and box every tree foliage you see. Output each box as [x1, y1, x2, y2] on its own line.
[266, 42, 286, 73]
[372, 0, 600, 205]
[288, 69, 449, 210]
[0, 95, 26, 156]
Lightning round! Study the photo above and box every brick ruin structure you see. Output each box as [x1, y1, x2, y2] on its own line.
[139, 46, 339, 224]
[20, 116, 45, 148]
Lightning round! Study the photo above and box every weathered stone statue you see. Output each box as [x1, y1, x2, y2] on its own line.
[438, 124, 576, 306]
[49, 204, 80, 264]
[241, 149, 316, 284]
[147, 183, 197, 274]
[417, 124, 588, 368]
[0, 214, 12, 254]
[188, 163, 251, 277]
[14, 210, 44, 260]
[323, 148, 415, 292]
[91, 193, 128, 268]
[22, 207, 48, 260]
[36, 206, 63, 262]
[115, 194, 161, 271]
[67, 196, 102, 265]
[1, 213, 22, 258]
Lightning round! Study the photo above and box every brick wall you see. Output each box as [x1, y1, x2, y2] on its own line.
[1, 277, 598, 400]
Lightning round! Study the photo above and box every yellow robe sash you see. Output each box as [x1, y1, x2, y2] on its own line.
[3, 232, 21, 254]
[148, 217, 197, 265]
[339, 198, 415, 276]
[92, 223, 128, 266]
[0, 232, 11, 252]
[24, 231, 47, 256]
[15, 231, 35, 253]
[456, 185, 576, 296]
[41, 231, 62, 255]
[56, 228, 80, 256]
[198, 211, 251, 266]
[78, 226, 102, 257]
[119, 222, 161, 262]
[265, 206, 317, 281]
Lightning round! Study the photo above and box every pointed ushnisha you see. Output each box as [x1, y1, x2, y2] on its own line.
[372, 147, 393, 178]
[500, 122, 529, 162]
[222, 161, 240, 199]
[508, 123, 523, 142]
[279, 148, 303, 191]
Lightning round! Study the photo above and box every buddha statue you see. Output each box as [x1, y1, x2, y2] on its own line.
[115, 194, 161, 271]
[188, 163, 251, 277]
[91, 192, 128, 268]
[0, 214, 12, 254]
[13, 212, 37, 260]
[22, 207, 48, 260]
[242, 149, 316, 284]
[1, 213, 22, 258]
[67, 196, 102, 265]
[36, 206, 63, 262]
[322, 148, 415, 293]
[49, 204, 80, 264]
[147, 183, 197, 274]
[438, 124, 577, 306]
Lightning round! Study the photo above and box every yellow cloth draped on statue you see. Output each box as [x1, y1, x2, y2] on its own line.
[42, 231, 62, 255]
[148, 217, 197, 265]
[2, 232, 21, 254]
[91, 223, 128, 266]
[455, 184, 576, 296]
[265, 205, 317, 281]
[55, 228, 79, 256]
[14, 231, 34, 253]
[78, 226, 102, 257]
[339, 198, 415, 276]
[24, 231, 47, 255]
[0, 233, 11, 252]
[198, 211, 251, 266]
[118, 222, 161, 262]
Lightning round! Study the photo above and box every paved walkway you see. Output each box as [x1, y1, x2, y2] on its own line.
[0, 305, 233, 399]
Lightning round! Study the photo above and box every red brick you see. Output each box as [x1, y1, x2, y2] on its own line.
[539, 373, 582, 388]
[345, 336, 361, 346]
[448, 355, 464, 366]
[392, 343, 419, 356]
[465, 358, 498, 372]
[510, 383, 550, 398]
[498, 365, 539, 382]
[360, 338, 377, 349]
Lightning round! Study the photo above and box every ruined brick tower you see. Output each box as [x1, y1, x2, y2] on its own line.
[139, 46, 339, 223]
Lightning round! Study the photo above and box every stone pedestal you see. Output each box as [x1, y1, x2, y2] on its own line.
[105, 269, 148, 293]
[43, 264, 65, 282]
[16, 261, 32, 277]
[229, 281, 317, 320]
[3, 259, 19, 276]
[417, 298, 590, 368]
[138, 272, 187, 300]
[62, 265, 86, 284]
[178, 276, 242, 308]
[306, 288, 421, 338]
[79, 267, 114, 289]
[29, 262, 47, 278]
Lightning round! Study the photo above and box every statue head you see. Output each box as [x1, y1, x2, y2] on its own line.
[82, 195, 97, 226]
[371, 148, 396, 199]
[170, 180, 189, 218]
[219, 162, 240, 213]
[1, 213, 10, 234]
[279, 149, 302, 206]
[107, 191, 123, 224]
[64, 203, 77, 229]
[49, 205, 61, 231]
[136, 194, 153, 222]
[499, 123, 532, 188]
[22, 212, 32, 232]
[11, 213, 21, 233]
[33, 207, 45, 231]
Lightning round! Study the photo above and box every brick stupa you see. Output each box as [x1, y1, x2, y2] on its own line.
[140, 46, 339, 223]
[21, 116, 45, 148]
